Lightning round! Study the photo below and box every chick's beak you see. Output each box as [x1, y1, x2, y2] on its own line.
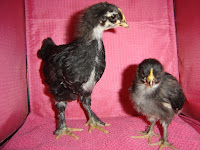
[147, 68, 155, 87]
[118, 8, 129, 28]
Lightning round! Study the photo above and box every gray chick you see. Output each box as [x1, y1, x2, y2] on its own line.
[130, 58, 185, 150]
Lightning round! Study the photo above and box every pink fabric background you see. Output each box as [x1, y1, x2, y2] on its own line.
[1, 0, 200, 149]
[26, 0, 179, 119]
[175, 0, 200, 121]
[0, 0, 28, 142]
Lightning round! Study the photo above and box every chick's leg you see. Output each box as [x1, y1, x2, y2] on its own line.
[54, 101, 83, 140]
[150, 121, 177, 150]
[132, 117, 159, 144]
[81, 96, 110, 134]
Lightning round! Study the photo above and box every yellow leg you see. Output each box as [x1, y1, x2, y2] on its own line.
[149, 140, 177, 150]
[150, 121, 177, 150]
[56, 127, 83, 140]
[131, 130, 159, 144]
[81, 96, 110, 134]
[132, 118, 159, 144]
[85, 118, 110, 134]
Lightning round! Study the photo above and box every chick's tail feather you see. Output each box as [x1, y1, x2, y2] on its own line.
[37, 38, 56, 60]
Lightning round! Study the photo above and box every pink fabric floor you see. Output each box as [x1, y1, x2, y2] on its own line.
[2, 113, 200, 150]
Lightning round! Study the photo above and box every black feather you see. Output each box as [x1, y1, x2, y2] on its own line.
[37, 38, 56, 60]
[39, 37, 105, 100]
[156, 73, 185, 111]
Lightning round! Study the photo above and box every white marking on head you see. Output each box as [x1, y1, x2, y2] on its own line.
[105, 11, 118, 17]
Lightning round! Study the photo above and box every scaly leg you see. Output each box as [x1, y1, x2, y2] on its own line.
[81, 96, 110, 134]
[149, 121, 177, 150]
[132, 117, 159, 144]
[54, 101, 83, 140]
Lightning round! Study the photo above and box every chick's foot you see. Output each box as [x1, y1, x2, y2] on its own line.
[131, 130, 159, 144]
[54, 127, 83, 140]
[149, 139, 177, 150]
[85, 117, 110, 134]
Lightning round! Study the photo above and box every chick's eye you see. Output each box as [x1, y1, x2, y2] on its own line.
[156, 72, 161, 78]
[111, 14, 116, 19]
[109, 14, 117, 22]
[140, 69, 145, 76]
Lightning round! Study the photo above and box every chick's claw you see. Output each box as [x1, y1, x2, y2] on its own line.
[85, 119, 110, 134]
[55, 127, 83, 140]
[149, 140, 177, 150]
[131, 130, 159, 144]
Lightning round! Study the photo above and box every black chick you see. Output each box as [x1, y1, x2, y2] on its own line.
[38, 2, 128, 140]
[130, 59, 185, 150]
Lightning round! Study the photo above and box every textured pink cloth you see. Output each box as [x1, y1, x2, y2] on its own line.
[2, 113, 200, 150]
[175, 0, 200, 121]
[0, 0, 28, 142]
[26, 0, 179, 119]
[1, 0, 200, 149]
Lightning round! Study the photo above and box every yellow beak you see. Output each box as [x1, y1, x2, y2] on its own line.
[118, 8, 129, 28]
[147, 68, 155, 87]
